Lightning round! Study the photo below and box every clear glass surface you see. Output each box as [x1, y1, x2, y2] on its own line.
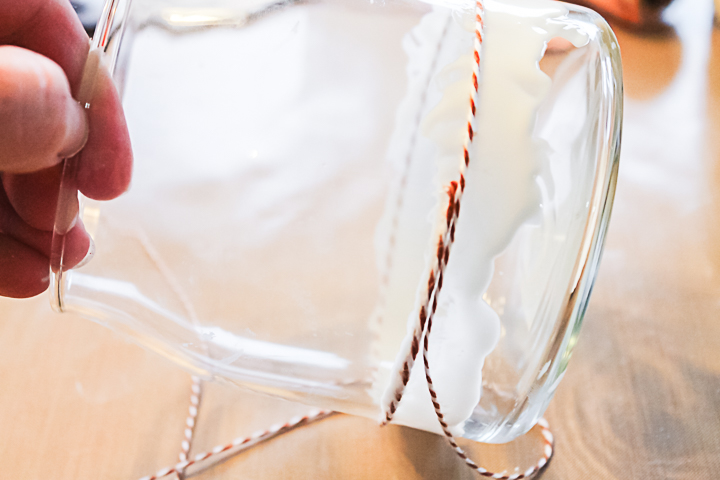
[51, 0, 622, 443]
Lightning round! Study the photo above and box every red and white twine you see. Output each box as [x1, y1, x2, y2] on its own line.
[139, 383, 551, 480]
[382, 0, 485, 426]
[139, 410, 334, 480]
[178, 376, 202, 463]
[370, 14, 452, 364]
[137, 4, 553, 478]
[423, 305, 555, 478]
[382, 2, 555, 477]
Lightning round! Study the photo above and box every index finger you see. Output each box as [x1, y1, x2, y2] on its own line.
[0, 0, 90, 93]
[1, 0, 133, 219]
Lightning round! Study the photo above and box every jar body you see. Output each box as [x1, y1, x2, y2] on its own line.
[52, 0, 622, 443]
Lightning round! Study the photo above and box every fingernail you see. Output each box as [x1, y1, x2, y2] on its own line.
[58, 100, 89, 159]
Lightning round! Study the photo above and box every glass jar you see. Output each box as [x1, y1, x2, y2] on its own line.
[51, 0, 622, 443]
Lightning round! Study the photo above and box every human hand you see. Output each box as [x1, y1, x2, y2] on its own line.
[0, 0, 132, 298]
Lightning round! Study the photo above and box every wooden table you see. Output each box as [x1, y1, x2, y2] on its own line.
[2, 4, 720, 479]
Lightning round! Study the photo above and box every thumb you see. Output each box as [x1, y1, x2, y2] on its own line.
[0, 45, 87, 173]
